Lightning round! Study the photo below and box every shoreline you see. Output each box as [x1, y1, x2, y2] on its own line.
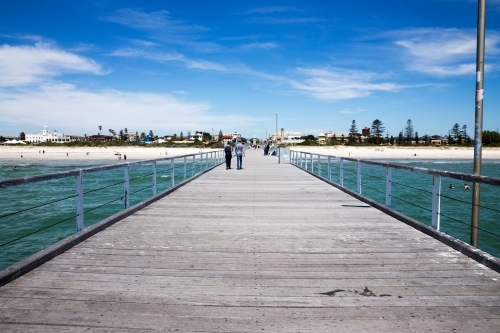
[0, 146, 213, 161]
[1, 145, 500, 160]
[290, 146, 500, 160]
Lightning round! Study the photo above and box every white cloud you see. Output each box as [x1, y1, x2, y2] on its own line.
[0, 84, 258, 135]
[240, 42, 277, 50]
[110, 48, 227, 72]
[104, 9, 206, 33]
[392, 28, 500, 76]
[104, 9, 222, 53]
[244, 7, 303, 15]
[0, 42, 104, 87]
[287, 67, 400, 100]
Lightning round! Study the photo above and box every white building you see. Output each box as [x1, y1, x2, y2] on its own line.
[271, 130, 304, 144]
[26, 126, 79, 143]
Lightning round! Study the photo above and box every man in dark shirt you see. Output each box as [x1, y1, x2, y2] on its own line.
[224, 142, 232, 170]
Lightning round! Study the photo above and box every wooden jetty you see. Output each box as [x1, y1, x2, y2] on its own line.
[1, 149, 500, 332]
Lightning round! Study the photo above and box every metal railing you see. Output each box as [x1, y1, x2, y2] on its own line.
[0, 150, 224, 269]
[290, 150, 500, 257]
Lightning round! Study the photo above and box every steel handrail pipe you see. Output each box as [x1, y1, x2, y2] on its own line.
[290, 150, 500, 187]
[290, 149, 500, 249]
[0, 151, 223, 188]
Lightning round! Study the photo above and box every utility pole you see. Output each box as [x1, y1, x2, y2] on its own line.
[471, 0, 486, 247]
[271, 112, 279, 164]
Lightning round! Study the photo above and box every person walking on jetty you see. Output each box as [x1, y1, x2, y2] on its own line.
[224, 142, 232, 170]
[235, 140, 245, 170]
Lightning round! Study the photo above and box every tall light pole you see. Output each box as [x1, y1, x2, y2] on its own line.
[271, 112, 278, 143]
[271, 111, 279, 163]
[263, 128, 267, 142]
[471, 0, 486, 247]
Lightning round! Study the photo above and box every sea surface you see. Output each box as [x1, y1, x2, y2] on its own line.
[0, 157, 210, 270]
[1, 157, 499, 271]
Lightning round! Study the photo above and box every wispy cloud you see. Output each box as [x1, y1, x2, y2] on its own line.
[391, 28, 500, 76]
[0, 42, 105, 87]
[104, 9, 222, 52]
[104, 9, 207, 33]
[109, 48, 227, 72]
[244, 7, 303, 15]
[239, 42, 277, 50]
[287, 67, 401, 100]
[0, 83, 260, 134]
[250, 17, 324, 25]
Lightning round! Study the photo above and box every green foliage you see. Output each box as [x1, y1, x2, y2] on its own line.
[482, 131, 500, 146]
[348, 120, 358, 141]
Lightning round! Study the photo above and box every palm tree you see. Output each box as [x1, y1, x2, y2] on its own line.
[98, 125, 102, 136]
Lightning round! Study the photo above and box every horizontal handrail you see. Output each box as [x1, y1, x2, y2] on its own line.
[290, 150, 500, 186]
[0, 151, 221, 188]
[0, 150, 225, 271]
[290, 149, 500, 259]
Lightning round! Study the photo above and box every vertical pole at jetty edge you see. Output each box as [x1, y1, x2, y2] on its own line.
[471, 0, 486, 247]
[171, 158, 175, 187]
[124, 164, 130, 209]
[75, 169, 84, 231]
[152, 161, 157, 196]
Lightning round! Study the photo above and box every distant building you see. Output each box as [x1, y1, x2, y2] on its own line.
[26, 126, 83, 143]
[318, 132, 326, 144]
[274, 130, 304, 145]
[88, 134, 113, 141]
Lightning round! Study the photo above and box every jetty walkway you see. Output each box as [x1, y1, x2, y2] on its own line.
[1, 149, 500, 332]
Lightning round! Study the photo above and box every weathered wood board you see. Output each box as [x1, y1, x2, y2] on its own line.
[1, 149, 499, 332]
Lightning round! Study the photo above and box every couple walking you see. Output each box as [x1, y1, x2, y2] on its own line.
[225, 141, 245, 170]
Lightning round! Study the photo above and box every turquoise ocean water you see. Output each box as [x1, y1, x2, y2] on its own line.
[1, 157, 499, 271]
[0, 157, 211, 270]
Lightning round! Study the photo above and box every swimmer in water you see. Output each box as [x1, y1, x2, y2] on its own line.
[464, 183, 470, 190]
[12, 166, 17, 171]
[449, 184, 454, 189]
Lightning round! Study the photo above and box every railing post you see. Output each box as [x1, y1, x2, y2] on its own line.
[192, 155, 195, 176]
[124, 164, 130, 209]
[171, 158, 175, 187]
[183, 156, 187, 180]
[357, 160, 362, 194]
[340, 158, 344, 186]
[152, 161, 157, 196]
[317, 155, 321, 176]
[328, 156, 332, 181]
[305, 153, 308, 170]
[432, 174, 441, 230]
[75, 169, 84, 231]
[310, 154, 313, 172]
[385, 167, 392, 207]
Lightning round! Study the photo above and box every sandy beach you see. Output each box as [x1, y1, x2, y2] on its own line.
[290, 146, 500, 160]
[0, 146, 214, 161]
[1, 145, 500, 160]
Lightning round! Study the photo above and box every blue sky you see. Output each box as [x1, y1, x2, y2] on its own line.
[1, 0, 500, 139]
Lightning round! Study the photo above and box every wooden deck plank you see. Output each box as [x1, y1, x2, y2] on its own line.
[1, 149, 500, 332]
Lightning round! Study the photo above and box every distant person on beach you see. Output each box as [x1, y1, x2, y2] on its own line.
[124, 154, 127, 160]
[43, 150, 45, 154]
[165, 150, 168, 155]
[464, 183, 470, 190]
[224, 142, 232, 170]
[66, 152, 68, 157]
[21, 154, 23, 158]
[235, 140, 245, 170]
